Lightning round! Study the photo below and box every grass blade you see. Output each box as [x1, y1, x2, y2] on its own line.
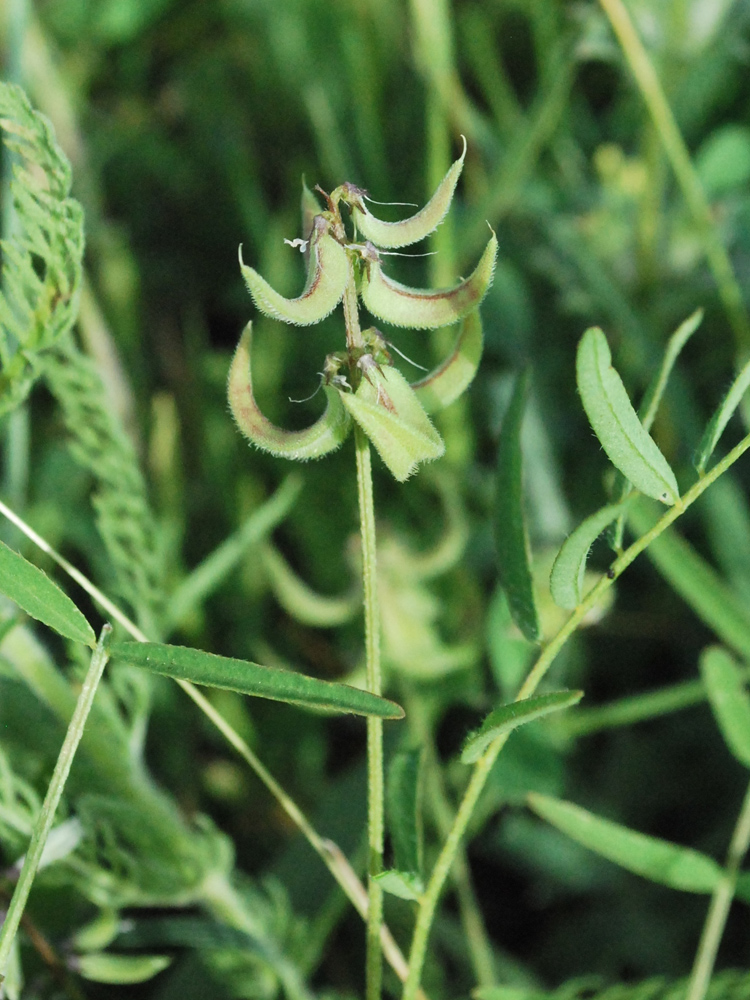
[550, 502, 626, 610]
[0, 540, 95, 647]
[528, 793, 723, 893]
[110, 642, 404, 719]
[461, 691, 582, 764]
[495, 368, 540, 641]
[700, 646, 750, 769]
[576, 328, 679, 505]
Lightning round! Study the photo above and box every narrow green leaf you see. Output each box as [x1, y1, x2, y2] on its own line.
[110, 642, 404, 719]
[528, 793, 723, 893]
[640, 309, 704, 432]
[387, 748, 423, 877]
[700, 646, 750, 769]
[628, 500, 750, 661]
[412, 309, 483, 415]
[576, 328, 679, 505]
[0, 540, 95, 646]
[461, 691, 583, 764]
[695, 353, 750, 474]
[373, 869, 424, 901]
[495, 369, 540, 641]
[340, 363, 444, 481]
[228, 322, 352, 460]
[360, 232, 497, 330]
[75, 952, 171, 985]
[550, 502, 626, 610]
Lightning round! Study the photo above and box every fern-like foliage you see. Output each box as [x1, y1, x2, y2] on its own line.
[0, 82, 84, 416]
[43, 340, 165, 635]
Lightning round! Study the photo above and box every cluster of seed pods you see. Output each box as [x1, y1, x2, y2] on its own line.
[228, 139, 497, 481]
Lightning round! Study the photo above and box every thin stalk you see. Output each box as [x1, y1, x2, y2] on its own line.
[598, 0, 750, 355]
[0, 499, 418, 991]
[355, 423, 385, 1000]
[686, 779, 750, 1000]
[0, 624, 112, 982]
[402, 430, 750, 999]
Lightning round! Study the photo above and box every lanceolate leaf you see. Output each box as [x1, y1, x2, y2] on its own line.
[387, 748, 423, 876]
[349, 137, 466, 249]
[228, 323, 352, 460]
[695, 353, 750, 474]
[340, 363, 444, 481]
[110, 642, 404, 719]
[360, 232, 497, 330]
[461, 691, 582, 764]
[550, 502, 626, 610]
[576, 328, 679, 506]
[700, 646, 750, 769]
[528, 793, 723, 893]
[240, 216, 348, 326]
[495, 369, 540, 641]
[412, 309, 483, 414]
[0, 540, 95, 647]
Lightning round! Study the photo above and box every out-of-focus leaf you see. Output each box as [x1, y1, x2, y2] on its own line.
[387, 748, 423, 876]
[495, 368, 540, 641]
[75, 952, 171, 984]
[700, 646, 750, 768]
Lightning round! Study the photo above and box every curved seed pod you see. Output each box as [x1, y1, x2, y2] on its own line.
[360, 232, 497, 329]
[412, 309, 483, 414]
[576, 328, 680, 506]
[228, 323, 351, 460]
[351, 137, 467, 248]
[340, 362, 444, 481]
[240, 216, 348, 326]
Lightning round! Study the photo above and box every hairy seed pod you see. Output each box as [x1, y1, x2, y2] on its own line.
[412, 309, 483, 414]
[240, 216, 349, 326]
[360, 232, 497, 329]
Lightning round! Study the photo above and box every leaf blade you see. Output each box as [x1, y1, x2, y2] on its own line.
[461, 691, 583, 764]
[495, 368, 539, 641]
[700, 646, 750, 769]
[110, 642, 404, 719]
[576, 328, 679, 505]
[0, 540, 95, 646]
[550, 502, 626, 610]
[528, 793, 723, 893]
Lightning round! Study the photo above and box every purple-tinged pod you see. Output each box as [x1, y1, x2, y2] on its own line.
[348, 137, 467, 249]
[359, 232, 497, 330]
[228, 323, 351, 460]
[240, 216, 349, 326]
[412, 309, 483, 414]
[340, 362, 444, 481]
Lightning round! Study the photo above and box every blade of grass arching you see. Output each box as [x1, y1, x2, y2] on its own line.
[165, 473, 302, 632]
[695, 355, 750, 474]
[0, 625, 112, 981]
[627, 500, 750, 661]
[598, 0, 750, 355]
[0, 499, 420, 994]
[495, 368, 540, 642]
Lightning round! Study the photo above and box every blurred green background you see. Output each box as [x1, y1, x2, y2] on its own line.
[3, 0, 750, 997]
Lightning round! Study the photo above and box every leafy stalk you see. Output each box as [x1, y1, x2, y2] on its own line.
[402, 428, 750, 1000]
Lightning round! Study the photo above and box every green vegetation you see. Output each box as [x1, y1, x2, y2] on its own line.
[2, 2, 750, 999]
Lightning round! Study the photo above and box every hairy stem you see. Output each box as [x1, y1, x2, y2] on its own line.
[355, 423, 384, 1000]
[402, 430, 750, 999]
[0, 625, 112, 983]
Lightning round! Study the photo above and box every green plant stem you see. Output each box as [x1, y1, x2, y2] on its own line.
[686, 779, 750, 1000]
[598, 0, 750, 355]
[402, 430, 750, 1000]
[355, 423, 385, 1000]
[0, 498, 417, 992]
[0, 624, 112, 983]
